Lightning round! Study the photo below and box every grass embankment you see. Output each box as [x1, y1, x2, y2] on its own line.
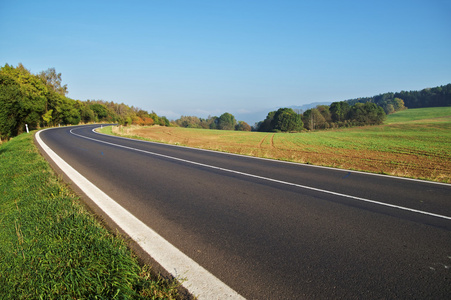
[0, 133, 180, 299]
[101, 107, 451, 183]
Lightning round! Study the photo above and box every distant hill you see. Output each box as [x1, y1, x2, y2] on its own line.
[343, 83, 451, 109]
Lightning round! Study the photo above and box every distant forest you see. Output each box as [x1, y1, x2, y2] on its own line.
[256, 102, 387, 132]
[344, 83, 451, 109]
[0, 64, 169, 140]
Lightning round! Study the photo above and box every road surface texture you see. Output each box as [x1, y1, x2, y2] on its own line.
[36, 125, 451, 299]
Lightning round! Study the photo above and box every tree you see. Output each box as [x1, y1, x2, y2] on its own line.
[176, 115, 201, 128]
[38, 68, 68, 96]
[149, 111, 160, 125]
[198, 117, 212, 129]
[257, 111, 276, 132]
[217, 112, 236, 130]
[385, 103, 395, 114]
[349, 102, 386, 125]
[393, 98, 406, 111]
[349, 103, 366, 125]
[209, 116, 219, 129]
[316, 105, 332, 123]
[271, 108, 303, 132]
[57, 98, 81, 125]
[90, 103, 109, 121]
[38, 68, 67, 96]
[0, 73, 22, 139]
[42, 109, 53, 126]
[303, 108, 326, 130]
[235, 121, 251, 131]
[0, 64, 47, 139]
[330, 101, 350, 122]
[77, 101, 95, 123]
[159, 116, 170, 126]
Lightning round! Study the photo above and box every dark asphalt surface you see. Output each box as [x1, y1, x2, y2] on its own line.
[38, 125, 451, 299]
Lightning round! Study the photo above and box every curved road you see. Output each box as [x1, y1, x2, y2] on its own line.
[36, 125, 451, 299]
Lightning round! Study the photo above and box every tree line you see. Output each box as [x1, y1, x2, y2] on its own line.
[0, 63, 169, 140]
[256, 101, 387, 132]
[174, 100, 388, 133]
[344, 83, 451, 110]
[173, 113, 252, 131]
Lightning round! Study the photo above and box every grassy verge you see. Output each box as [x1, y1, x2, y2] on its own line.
[99, 107, 451, 183]
[0, 132, 180, 299]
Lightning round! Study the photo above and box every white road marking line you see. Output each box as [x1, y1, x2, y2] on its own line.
[36, 129, 245, 300]
[73, 128, 451, 221]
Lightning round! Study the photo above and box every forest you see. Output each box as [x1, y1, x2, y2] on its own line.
[0, 64, 169, 140]
[344, 83, 451, 109]
[256, 101, 388, 132]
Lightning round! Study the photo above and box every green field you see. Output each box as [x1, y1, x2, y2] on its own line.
[385, 106, 451, 124]
[104, 107, 451, 183]
[0, 133, 180, 299]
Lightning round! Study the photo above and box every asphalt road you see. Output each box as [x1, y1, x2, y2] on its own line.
[37, 125, 451, 299]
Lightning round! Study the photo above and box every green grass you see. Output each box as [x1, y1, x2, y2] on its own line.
[385, 106, 451, 124]
[278, 119, 450, 155]
[0, 132, 180, 299]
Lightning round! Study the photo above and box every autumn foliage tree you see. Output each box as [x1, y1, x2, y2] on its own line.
[235, 121, 251, 131]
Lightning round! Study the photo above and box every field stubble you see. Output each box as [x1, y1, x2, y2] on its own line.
[110, 111, 451, 183]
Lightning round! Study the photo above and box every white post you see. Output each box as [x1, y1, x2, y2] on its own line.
[25, 124, 29, 133]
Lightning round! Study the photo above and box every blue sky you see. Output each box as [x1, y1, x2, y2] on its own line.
[1, 0, 450, 124]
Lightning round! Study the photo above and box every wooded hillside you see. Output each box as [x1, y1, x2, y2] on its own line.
[344, 84, 451, 109]
[0, 64, 168, 140]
